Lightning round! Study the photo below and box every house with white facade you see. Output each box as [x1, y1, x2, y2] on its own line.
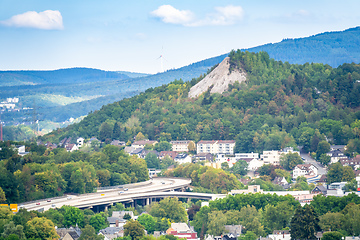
[235, 152, 262, 170]
[197, 140, 235, 155]
[174, 153, 192, 165]
[327, 149, 347, 164]
[77, 137, 84, 148]
[293, 164, 318, 179]
[261, 151, 281, 165]
[132, 140, 158, 149]
[170, 140, 194, 152]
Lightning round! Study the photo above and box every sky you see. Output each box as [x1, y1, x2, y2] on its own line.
[1, 0, 360, 74]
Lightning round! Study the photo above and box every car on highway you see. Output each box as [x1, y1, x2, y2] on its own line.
[118, 191, 125, 195]
[51, 204, 56, 207]
[36, 203, 40, 205]
[47, 199, 51, 202]
[67, 196, 72, 200]
[124, 188, 128, 191]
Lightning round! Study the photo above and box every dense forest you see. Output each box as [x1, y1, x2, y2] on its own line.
[41, 50, 360, 158]
[0, 141, 150, 203]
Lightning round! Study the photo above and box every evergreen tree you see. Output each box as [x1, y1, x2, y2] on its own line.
[290, 205, 320, 240]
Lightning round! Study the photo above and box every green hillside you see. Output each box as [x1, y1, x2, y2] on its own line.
[3, 26, 360, 139]
[41, 51, 360, 159]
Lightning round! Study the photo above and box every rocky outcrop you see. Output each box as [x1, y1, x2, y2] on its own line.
[188, 57, 247, 98]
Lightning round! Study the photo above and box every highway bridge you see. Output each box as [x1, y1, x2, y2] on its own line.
[20, 177, 226, 212]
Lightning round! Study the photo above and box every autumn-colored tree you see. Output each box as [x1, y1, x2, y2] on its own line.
[25, 217, 59, 240]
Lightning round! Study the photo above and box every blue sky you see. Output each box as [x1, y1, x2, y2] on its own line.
[1, 1, 360, 74]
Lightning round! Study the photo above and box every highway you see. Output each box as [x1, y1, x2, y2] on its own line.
[20, 177, 194, 212]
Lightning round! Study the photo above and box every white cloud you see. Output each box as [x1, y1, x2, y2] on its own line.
[151, 5, 244, 27]
[0, 10, 64, 30]
[151, 5, 194, 25]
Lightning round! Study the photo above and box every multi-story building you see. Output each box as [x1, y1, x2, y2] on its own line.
[196, 140, 235, 155]
[260, 150, 281, 165]
[170, 140, 194, 152]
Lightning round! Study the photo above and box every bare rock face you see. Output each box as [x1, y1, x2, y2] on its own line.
[188, 57, 247, 98]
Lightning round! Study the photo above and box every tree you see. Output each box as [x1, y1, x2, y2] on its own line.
[290, 205, 320, 240]
[25, 217, 59, 240]
[79, 225, 104, 240]
[123, 213, 132, 220]
[0, 187, 6, 203]
[124, 220, 145, 240]
[137, 214, 156, 234]
[318, 154, 331, 165]
[321, 231, 343, 240]
[154, 141, 172, 152]
[280, 153, 303, 170]
[89, 213, 108, 232]
[145, 153, 160, 169]
[1, 221, 25, 239]
[207, 211, 226, 236]
[160, 156, 176, 170]
[62, 205, 85, 228]
[192, 206, 211, 238]
[341, 203, 360, 235]
[231, 160, 248, 176]
[262, 201, 294, 232]
[135, 132, 146, 141]
[316, 141, 330, 160]
[188, 141, 196, 152]
[99, 122, 113, 142]
[319, 212, 342, 232]
[239, 231, 257, 240]
[149, 197, 187, 223]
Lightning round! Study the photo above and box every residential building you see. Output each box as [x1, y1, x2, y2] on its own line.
[215, 154, 237, 168]
[196, 140, 235, 155]
[340, 155, 360, 170]
[65, 144, 79, 152]
[139, 150, 159, 159]
[159, 151, 178, 160]
[235, 152, 259, 159]
[132, 140, 158, 149]
[311, 185, 327, 195]
[327, 149, 347, 164]
[261, 151, 281, 165]
[268, 230, 291, 240]
[292, 164, 318, 179]
[148, 168, 161, 178]
[217, 140, 236, 155]
[243, 158, 264, 171]
[56, 226, 81, 240]
[76, 137, 84, 148]
[166, 223, 198, 240]
[193, 153, 213, 162]
[174, 153, 192, 165]
[107, 217, 127, 228]
[197, 140, 217, 154]
[99, 227, 124, 240]
[224, 225, 243, 237]
[170, 140, 194, 152]
[110, 140, 126, 147]
[112, 211, 134, 219]
[281, 147, 300, 156]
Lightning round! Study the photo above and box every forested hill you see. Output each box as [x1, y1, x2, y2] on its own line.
[247, 26, 360, 68]
[41, 50, 360, 157]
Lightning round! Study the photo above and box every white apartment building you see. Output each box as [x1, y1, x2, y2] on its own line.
[197, 140, 236, 155]
[170, 140, 193, 152]
[260, 150, 281, 165]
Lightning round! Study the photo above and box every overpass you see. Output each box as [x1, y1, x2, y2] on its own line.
[20, 177, 225, 212]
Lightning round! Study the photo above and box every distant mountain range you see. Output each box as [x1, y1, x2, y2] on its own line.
[1, 26, 360, 130]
